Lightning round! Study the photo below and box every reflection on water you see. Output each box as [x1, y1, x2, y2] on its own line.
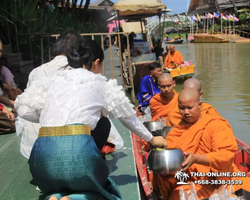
[173, 43, 250, 144]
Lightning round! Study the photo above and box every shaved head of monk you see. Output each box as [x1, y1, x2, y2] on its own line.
[183, 78, 203, 98]
[178, 88, 202, 124]
[159, 73, 176, 99]
[170, 45, 175, 54]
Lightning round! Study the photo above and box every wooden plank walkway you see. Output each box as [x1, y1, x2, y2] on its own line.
[193, 34, 250, 43]
[216, 34, 250, 43]
[0, 119, 140, 200]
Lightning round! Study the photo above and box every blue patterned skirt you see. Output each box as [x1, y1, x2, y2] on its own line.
[28, 125, 121, 200]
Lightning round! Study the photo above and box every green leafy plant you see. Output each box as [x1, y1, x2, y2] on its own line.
[0, 0, 98, 65]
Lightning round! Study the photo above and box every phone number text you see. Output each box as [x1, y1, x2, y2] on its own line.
[194, 179, 242, 185]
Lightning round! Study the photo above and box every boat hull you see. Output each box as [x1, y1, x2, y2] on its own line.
[131, 132, 250, 199]
[164, 64, 195, 82]
[165, 40, 184, 44]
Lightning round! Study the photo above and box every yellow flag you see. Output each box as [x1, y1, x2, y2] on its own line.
[197, 14, 201, 22]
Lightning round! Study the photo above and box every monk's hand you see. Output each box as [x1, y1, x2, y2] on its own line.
[181, 152, 196, 172]
[149, 136, 168, 149]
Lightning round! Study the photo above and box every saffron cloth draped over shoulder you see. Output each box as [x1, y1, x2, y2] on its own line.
[164, 51, 184, 69]
[149, 93, 178, 121]
[167, 102, 220, 126]
[152, 114, 250, 200]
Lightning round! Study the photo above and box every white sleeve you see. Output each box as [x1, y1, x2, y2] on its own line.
[14, 78, 48, 123]
[102, 79, 135, 118]
[119, 115, 153, 142]
[102, 79, 153, 142]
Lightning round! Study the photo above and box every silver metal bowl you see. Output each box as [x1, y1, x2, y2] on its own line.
[161, 126, 173, 138]
[143, 121, 163, 132]
[147, 148, 184, 176]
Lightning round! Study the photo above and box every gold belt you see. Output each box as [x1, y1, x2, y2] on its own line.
[38, 125, 91, 137]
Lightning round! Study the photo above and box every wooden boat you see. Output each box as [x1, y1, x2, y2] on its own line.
[165, 39, 184, 44]
[164, 64, 195, 82]
[131, 131, 250, 199]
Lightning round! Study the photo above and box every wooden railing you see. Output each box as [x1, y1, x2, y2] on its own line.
[224, 28, 250, 38]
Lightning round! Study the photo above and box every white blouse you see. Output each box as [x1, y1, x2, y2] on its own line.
[15, 68, 153, 142]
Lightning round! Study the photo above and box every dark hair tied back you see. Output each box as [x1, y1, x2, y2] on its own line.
[67, 50, 82, 69]
[67, 39, 104, 70]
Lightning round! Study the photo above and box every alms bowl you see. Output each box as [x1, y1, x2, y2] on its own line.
[147, 148, 184, 176]
[143, 121, 163, 132]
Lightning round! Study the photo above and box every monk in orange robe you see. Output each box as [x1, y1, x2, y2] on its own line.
[164, 45, 184, 69]
[142, 73, 178, 152]
[152, 89, 250, 200]
[149, 73, 178, 121]
[167, 78, 220, 126]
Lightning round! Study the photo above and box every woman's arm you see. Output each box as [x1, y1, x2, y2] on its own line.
[0, 95, 14, 106]
[103, 79, 167, 147]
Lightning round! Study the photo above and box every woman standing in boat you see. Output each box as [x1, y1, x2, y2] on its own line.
[15, 39, 167, 200]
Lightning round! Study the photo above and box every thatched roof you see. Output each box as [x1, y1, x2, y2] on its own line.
[113, 0, 166, 19]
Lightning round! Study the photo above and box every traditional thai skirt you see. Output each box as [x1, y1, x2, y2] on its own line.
[29, 124, 121, 200]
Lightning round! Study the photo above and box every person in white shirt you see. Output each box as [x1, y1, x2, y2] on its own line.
[18, 31, 83, 158]
[15, 39, 167, 200]
[19, 31, 124, 159]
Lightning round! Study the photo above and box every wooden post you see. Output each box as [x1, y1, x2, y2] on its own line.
[126, 34, 135, 103]
[109, 34, 114, 79]
[118, 33, 123, 86]
[101, 34, 105, 75]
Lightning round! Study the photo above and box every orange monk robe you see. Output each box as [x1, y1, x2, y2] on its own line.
[164, 51, 184, 69]
[167, 102, 220, 127]
[149, 93, 179, 122]
[152, 114, 250, 200]
[141, 93, 179, 152]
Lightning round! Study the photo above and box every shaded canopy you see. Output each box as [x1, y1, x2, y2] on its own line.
[113, 0, 167, 19]
[121, 22, 146, 33]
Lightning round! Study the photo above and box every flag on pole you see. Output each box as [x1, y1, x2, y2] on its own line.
[228, 14, 234, 21]
[208, 13, 214, 18]
[191, 15, 195, 21]
[233, 15, 239, 22]
[197, 14, 201, 21]
[221, 14, 227, 20]
[213, 12, 220, 18]
[192, 14, 198, 21]
[205, 13, 209, 19]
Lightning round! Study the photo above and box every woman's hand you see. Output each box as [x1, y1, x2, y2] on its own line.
[13, 88, 23, 95]
[149, 136, 168, 149]
[2, 106, 14, 120]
